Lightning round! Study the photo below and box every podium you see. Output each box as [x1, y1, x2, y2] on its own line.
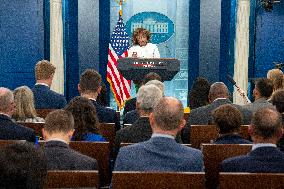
[117, 58, 180, 81]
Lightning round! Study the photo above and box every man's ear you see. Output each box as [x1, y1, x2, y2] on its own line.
[149, 113, 155, 129]
[42, 128, 47, 140]
[67, 129, 75, 139]
[248, 125, 254, 136]
[77, 84, 81, 93]
[178, 119, 186, 131]
[97, 86, 102, 94]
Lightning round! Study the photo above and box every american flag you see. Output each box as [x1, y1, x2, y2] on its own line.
[107, 16, 131, 109]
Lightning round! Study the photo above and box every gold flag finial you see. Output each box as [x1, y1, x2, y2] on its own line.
[115, 0, 126, 16]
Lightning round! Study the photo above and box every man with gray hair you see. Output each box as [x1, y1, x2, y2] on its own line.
[115, 84, 163, 154]
[183, 82, 252, 143]
[123, 80, 165, 124]
[0, 87, 36, 142]
[221, 108, 284, 172]
[114, 97, 203, 172]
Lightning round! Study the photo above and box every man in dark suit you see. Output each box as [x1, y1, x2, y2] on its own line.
[243, 78, 274, 114]
[32, 60, 67, 109]
[114, 97, 203, 172]
[115, 84, 163, 154]
[0, 87, 36, 142]
[212, 104, 252, 144]
[182, 82, 252, 143]
[221, 108, 284, 172]
[43, 109, 97, 170]
[0, 142, 47, 189]
[78, 69, 120, 131]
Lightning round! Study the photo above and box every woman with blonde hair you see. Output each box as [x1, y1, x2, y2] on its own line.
[13, 86, 45, 123]
[267, 68, 284, 92]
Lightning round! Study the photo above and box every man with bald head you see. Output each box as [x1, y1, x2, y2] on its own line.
[183, 82, 252, 143]
[114, 97, 203, 172]
[221, 108, 284, 172]
[0, 87, 36, 142]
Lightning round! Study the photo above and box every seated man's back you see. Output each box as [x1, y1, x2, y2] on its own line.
[33, 60, 67, 109]
[44, 140, 97, 170]
[43, 109, 97, 170]
[115, 136, 203, 172]
[221, 108, 284, 173]
[114, 97, 203, 172]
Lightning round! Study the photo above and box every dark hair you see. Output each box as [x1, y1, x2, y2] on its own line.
[255, 78, 273, 98]
[213, 104, 243, 134]
[252, 108, 282, 139]
[271, 89, 284, 113]
[188, 77, 210, 109]
[64, 96, 100, 141]
[0, 142, 47, 189]
[79, 69, 102, 93]
[132, 28, 151, 45]
[143, 72, 162, 84]
[44, 109, 74, 134]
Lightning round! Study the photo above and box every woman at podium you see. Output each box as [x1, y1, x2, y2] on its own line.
[128, 28, 160, 58]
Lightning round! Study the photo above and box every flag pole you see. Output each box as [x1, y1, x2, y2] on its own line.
[119, 0, 123, 17]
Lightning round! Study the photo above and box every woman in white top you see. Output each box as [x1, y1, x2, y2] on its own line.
[12, 86, 45, 123]
[128, 28, 160, 58]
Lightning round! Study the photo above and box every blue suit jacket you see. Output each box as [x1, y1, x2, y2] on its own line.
[32, 84, 67, 109]
[114, 137, 203, 172]
[0, 114, 36, 142]
[91, 100, 120, 131]
[44, 141, 97, 170]
[123, 110, 139, 125]
[221, 146, 284, 172]
[213, 134, 252, 144]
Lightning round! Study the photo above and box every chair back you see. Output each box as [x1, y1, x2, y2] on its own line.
[190, 125, 249, 149]
[202, 144, 252, 189]
[112, 171, 205, 189]
[44, 170, 99, 188]
[36, 109, 56, 118]
[69, 141, 110, 186]
[19, 122, 44, 137]
[219, 173, 284, 189]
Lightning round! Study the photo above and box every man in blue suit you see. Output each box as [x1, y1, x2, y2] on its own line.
[78, 69, 120, 131]
[43, 109, 97, 170]
[114, 97, 203, 172]
[0, 87, 36, 142]
[221, 108, 284, 172]
[32, 60, 67, 109]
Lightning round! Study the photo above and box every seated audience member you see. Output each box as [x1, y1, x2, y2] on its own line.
[0, 87, 36, 142]
[267, 68, 284, 94]
[12, 86, 45, 123]
[188, 77, 210, 110]
[115, 84, 163, 153]
[243, 78, 274, 114]
[123, 79, 164, 125]
[43, 109, 97, 170]
[114, 97, 203, 172]
[221, 108, 284, 172]
[32, 60, 67, 109]
[212, 104, 252, 144]
[78, 69, 120, 131]
[65, 96, 105, 142]
[183, 82, 252, 143]
[270, 89, 284, 151]
[123, 72, 162, 116]
[0, 142, 47, 189]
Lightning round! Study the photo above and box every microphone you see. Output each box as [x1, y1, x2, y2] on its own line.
[227, 74, 251, 104]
